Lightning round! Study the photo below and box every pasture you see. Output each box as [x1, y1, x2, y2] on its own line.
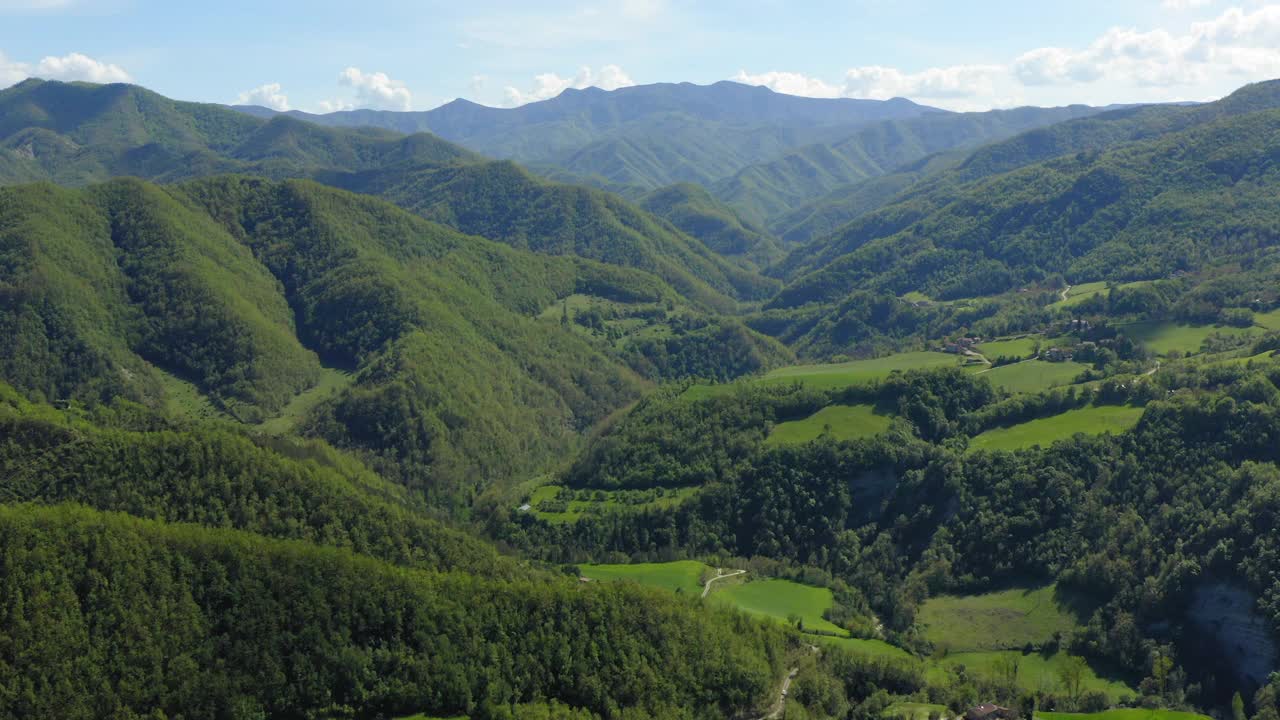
[579, 560, 710, 596]
[1038, 710, 1210, 720]
[968, 405, 1145, 452]
[976, 337, 1040, 360]
[712, 578, 847, 635]
[918, 584, 1084, 651]
[979, 360, 1089, 394]
[930, 650, 1134, 700]
[757, 352, 964, 390]
[766, 404, 893, 445]
[885, 702, 948, 720]
[1121, 321, 1259, 357]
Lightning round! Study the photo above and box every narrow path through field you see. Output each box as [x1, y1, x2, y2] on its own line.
[753, 667, 798, 720]
[1059, 284, 1073, 302]
[1144, 360, 1162, 376]
[976, 355, 1036, 374]
[701, 568, 746, 598]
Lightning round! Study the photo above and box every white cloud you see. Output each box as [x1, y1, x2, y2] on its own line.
[337, 67, 413, 111]
[734, 5, 1280, 111]
[0, 0, 77, 9]
[0, 50, 130, 86]
[731, 70, 841, 98]
[843, 64, 1003, 100]
[503, 64, 635, 106]
[234, 82, 290, 111]
[316, 98, 355, 113]
[1163, 0, 1214, 8]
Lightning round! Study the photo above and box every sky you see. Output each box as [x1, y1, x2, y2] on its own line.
[3, 0, 1280, 113]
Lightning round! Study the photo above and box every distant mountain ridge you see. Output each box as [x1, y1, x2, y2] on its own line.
[235, 80, 946, 160]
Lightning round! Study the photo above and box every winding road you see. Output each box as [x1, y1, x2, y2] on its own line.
[701, 568, 746, 598]
[1059, 284, 1073, 303]
[753, 668, 799, 720]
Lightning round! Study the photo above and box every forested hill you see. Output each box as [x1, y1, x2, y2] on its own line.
[238, 80, 945, 163]
[0, 78, 778, 308]
[2, 174, 781, 506]
[320, 160, 779, 307]
[0, 78, 478, 185]
[713, 104, 1110, 227]
[770, 80, 1280, 311]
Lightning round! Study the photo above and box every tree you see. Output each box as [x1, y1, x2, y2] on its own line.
[1233, 692, 1246, 720]
[1057, 656, 1088, 706]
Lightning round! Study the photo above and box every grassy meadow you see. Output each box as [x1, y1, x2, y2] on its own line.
[968, 405, 1145, 452]
[976, 337, 1041, 360]
[979, 360, 1089, 394]
[1121, 321, 1259, 357]
[579, 560, 710, 595]
[918, 584, 1083, 652]
[929, 650, 1134, 699]
[757, 352, 964, 390]
[1038, 710, 1210, 720]
[767, 404, 893, 445]
[711, 578, 847, 635]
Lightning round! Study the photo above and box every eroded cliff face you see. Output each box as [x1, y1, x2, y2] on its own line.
[1188, 582, 1278, 692]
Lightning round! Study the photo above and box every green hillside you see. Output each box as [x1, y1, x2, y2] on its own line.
[713, 105, 1106, 226]
[639, 182, 784, 267]
[324, 160, 778, 308]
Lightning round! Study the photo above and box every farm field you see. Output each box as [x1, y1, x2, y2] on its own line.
[918, 584, 1085, 651]
[767, 404, 893, 445]
[979, 360, 1089, 394]
[1056, 281, 1152, 308]
[1038, 710, 1211, 720]
[1121, 321, 1259, 357]
[968, 405, 1145, 452]
[579, 560, 710, 595]
[526, 485, 700, 524]
[930, 650, 1134, 700]
[884, 702, 948, 720]
[712, 578, 847, 635]
[976, 336, 1040, 360]
[757, 352, 964, 390]
[1255, 307, 1280, 331]
[815, 634, 917, 662]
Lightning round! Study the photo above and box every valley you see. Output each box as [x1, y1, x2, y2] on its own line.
[3, 53, 1280, 720]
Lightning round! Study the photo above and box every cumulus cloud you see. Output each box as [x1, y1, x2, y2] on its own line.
[337, 67, 412, 111]
[734, 5, 1280, 110]
[731, 70, 841, 98]
[234, 82, 290, 111]
[0, 50, 130, 86]
[843, 64, 1003, 100]
[503, 64, 634, 106]
[1163, 0, 1214, 8]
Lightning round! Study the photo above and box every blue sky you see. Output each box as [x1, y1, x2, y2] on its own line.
[3, 0, 1280, 112]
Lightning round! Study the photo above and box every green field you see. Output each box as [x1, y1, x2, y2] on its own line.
[1039, 710, 1209, 720]
[815, 634, 917, 662]
[1121, 321, 1259, 357]
[257, 367, 354, 435]
[758, 352, 964, 390]
[885, 702, 948, 720]
[712, 579, 847, 635]
[979, 360, 1089, 394]
[1056, 281, 1152, 308]
[918, 585, 1084, 651]
[1057, 281, 1110, 307]
[527, 485, 700, 524]
[976, 337, 1041, 360]
[969, 405, 1145, 452]
[1256, 307, 1280, 331]
[767, 404, 893, 445]
[579, 560, 710, 595]
[931, 650, 1134, 699]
